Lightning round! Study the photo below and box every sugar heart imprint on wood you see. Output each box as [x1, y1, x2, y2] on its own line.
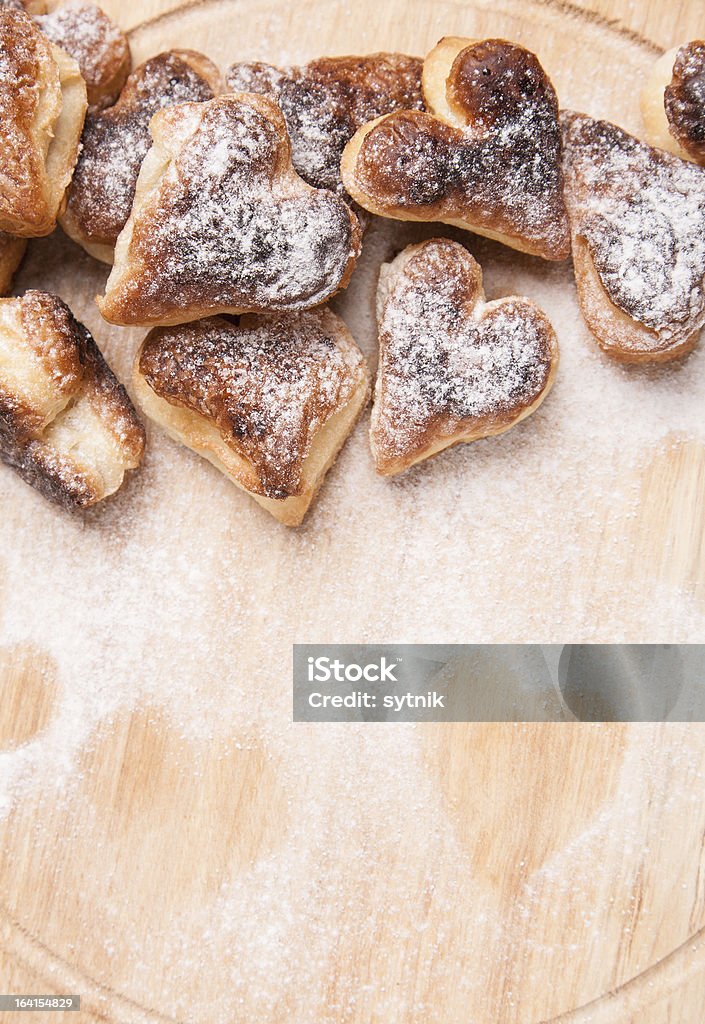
[562, 111, 705, 362]
[98, 94, 362, 328]
[341, 37, 570, 260]
[370, 239, 559, 476]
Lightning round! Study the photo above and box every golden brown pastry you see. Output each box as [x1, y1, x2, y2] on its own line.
[61, 50, 221, 264]
[226, 54, 423, 198]
[641, 42, 705, 165]
[99, 94, 362, 328]
[0, 1, 46, 13]
[133, 309, 370, 525]
[36, 2, 131, 108]
[0, 233, 27, 295]
[0, 7, 87, 237]
[562, 111, 705, 363]
[371, 239, 558, 476]
[341, 37, 570, 261]
[0, 291, 145, 509]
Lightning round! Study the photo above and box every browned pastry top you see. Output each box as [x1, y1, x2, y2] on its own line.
[0, 8, 57, 232]
[1, 291, 84, 444]
[37, 2, 130, 107]
[65, 51, 218, 248]
[0, 291, 145, 509]
[664, 41, 705, 161]
[349, 40, 569, 259]
[139, 310, 367, 499]
[104, 95, 361, 324]
[226, 53, 423, 195]
[561, 110, 705, 341]
[373, 239, 556, 469]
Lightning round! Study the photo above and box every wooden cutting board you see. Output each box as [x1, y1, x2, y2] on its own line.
[2, 0, 705, 1021]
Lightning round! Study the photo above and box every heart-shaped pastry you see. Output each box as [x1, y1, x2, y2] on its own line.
[98, 94, 362, 328]
[61, 50, 221, 264]
[0, 291, 145, 509]
[341, 37, 570, 260]
[562, 110, 705, 362]
[370, 238, 558, 476]
[132, 308, 370, 525]
[226, 53, 423, 198]
[642, 41, 705, 165]
[36, 2, 131, 109]
[0, 7, 87, 237]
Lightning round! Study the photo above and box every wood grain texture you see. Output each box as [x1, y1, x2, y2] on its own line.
[2, 0, 705, 1022]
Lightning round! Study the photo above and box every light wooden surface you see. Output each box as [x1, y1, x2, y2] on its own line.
[2, 0, 705, 1022]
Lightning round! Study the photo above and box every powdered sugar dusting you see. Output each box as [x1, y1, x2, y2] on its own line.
[665, 41, 705, 162]
[140, 310, 367, 497]
[37, 2, 128, 106]
[373, 239, 554, 464]
[226, 54, 423, 196]
[352, 40, 570, 260]
[562, 111, 705, 343]
[2, 5, 705, 1020]
[66, 52, 216, 246]
[0, 7, 51, 228]
[115, 96, 358, 320]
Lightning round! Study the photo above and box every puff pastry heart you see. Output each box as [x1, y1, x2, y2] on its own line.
[62, 49, 221, 264]
[133, 309, 370, 525]
[562, 110, 705, 362]
[0, 7, 87, 237]
[341, 37, 570, 260]
[99, 94, 362, 327]
[371, 239, 558, 476]
[0, 291, 145, 509]
[36, 2, 131, 109]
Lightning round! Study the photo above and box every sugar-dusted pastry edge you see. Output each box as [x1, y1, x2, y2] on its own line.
[370, 241, 560, 476]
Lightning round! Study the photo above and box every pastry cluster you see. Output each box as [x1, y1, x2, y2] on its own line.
[1, 3, 704, 521]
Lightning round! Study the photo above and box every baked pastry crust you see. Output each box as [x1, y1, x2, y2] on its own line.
[562, 110, 705, 363]
[37, 2, 131, 109]
[0, 8, 87, 237]
[226, 53, 423, 197]
[371, 238, 558, 476]
[0, 1, 47, 13]
[641, 42, 705, 164]
[61, 49, 221, 264]
[99, 94, 362, 327]
[133, 309, 370, 525]
[0, 290, 145, 509]
[341, 37, 570, 260]
[0, 233, 28, 295]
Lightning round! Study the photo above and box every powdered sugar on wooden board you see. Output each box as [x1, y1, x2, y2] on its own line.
[2, 217, 705, 812]
[2, 2, 705, 1019]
